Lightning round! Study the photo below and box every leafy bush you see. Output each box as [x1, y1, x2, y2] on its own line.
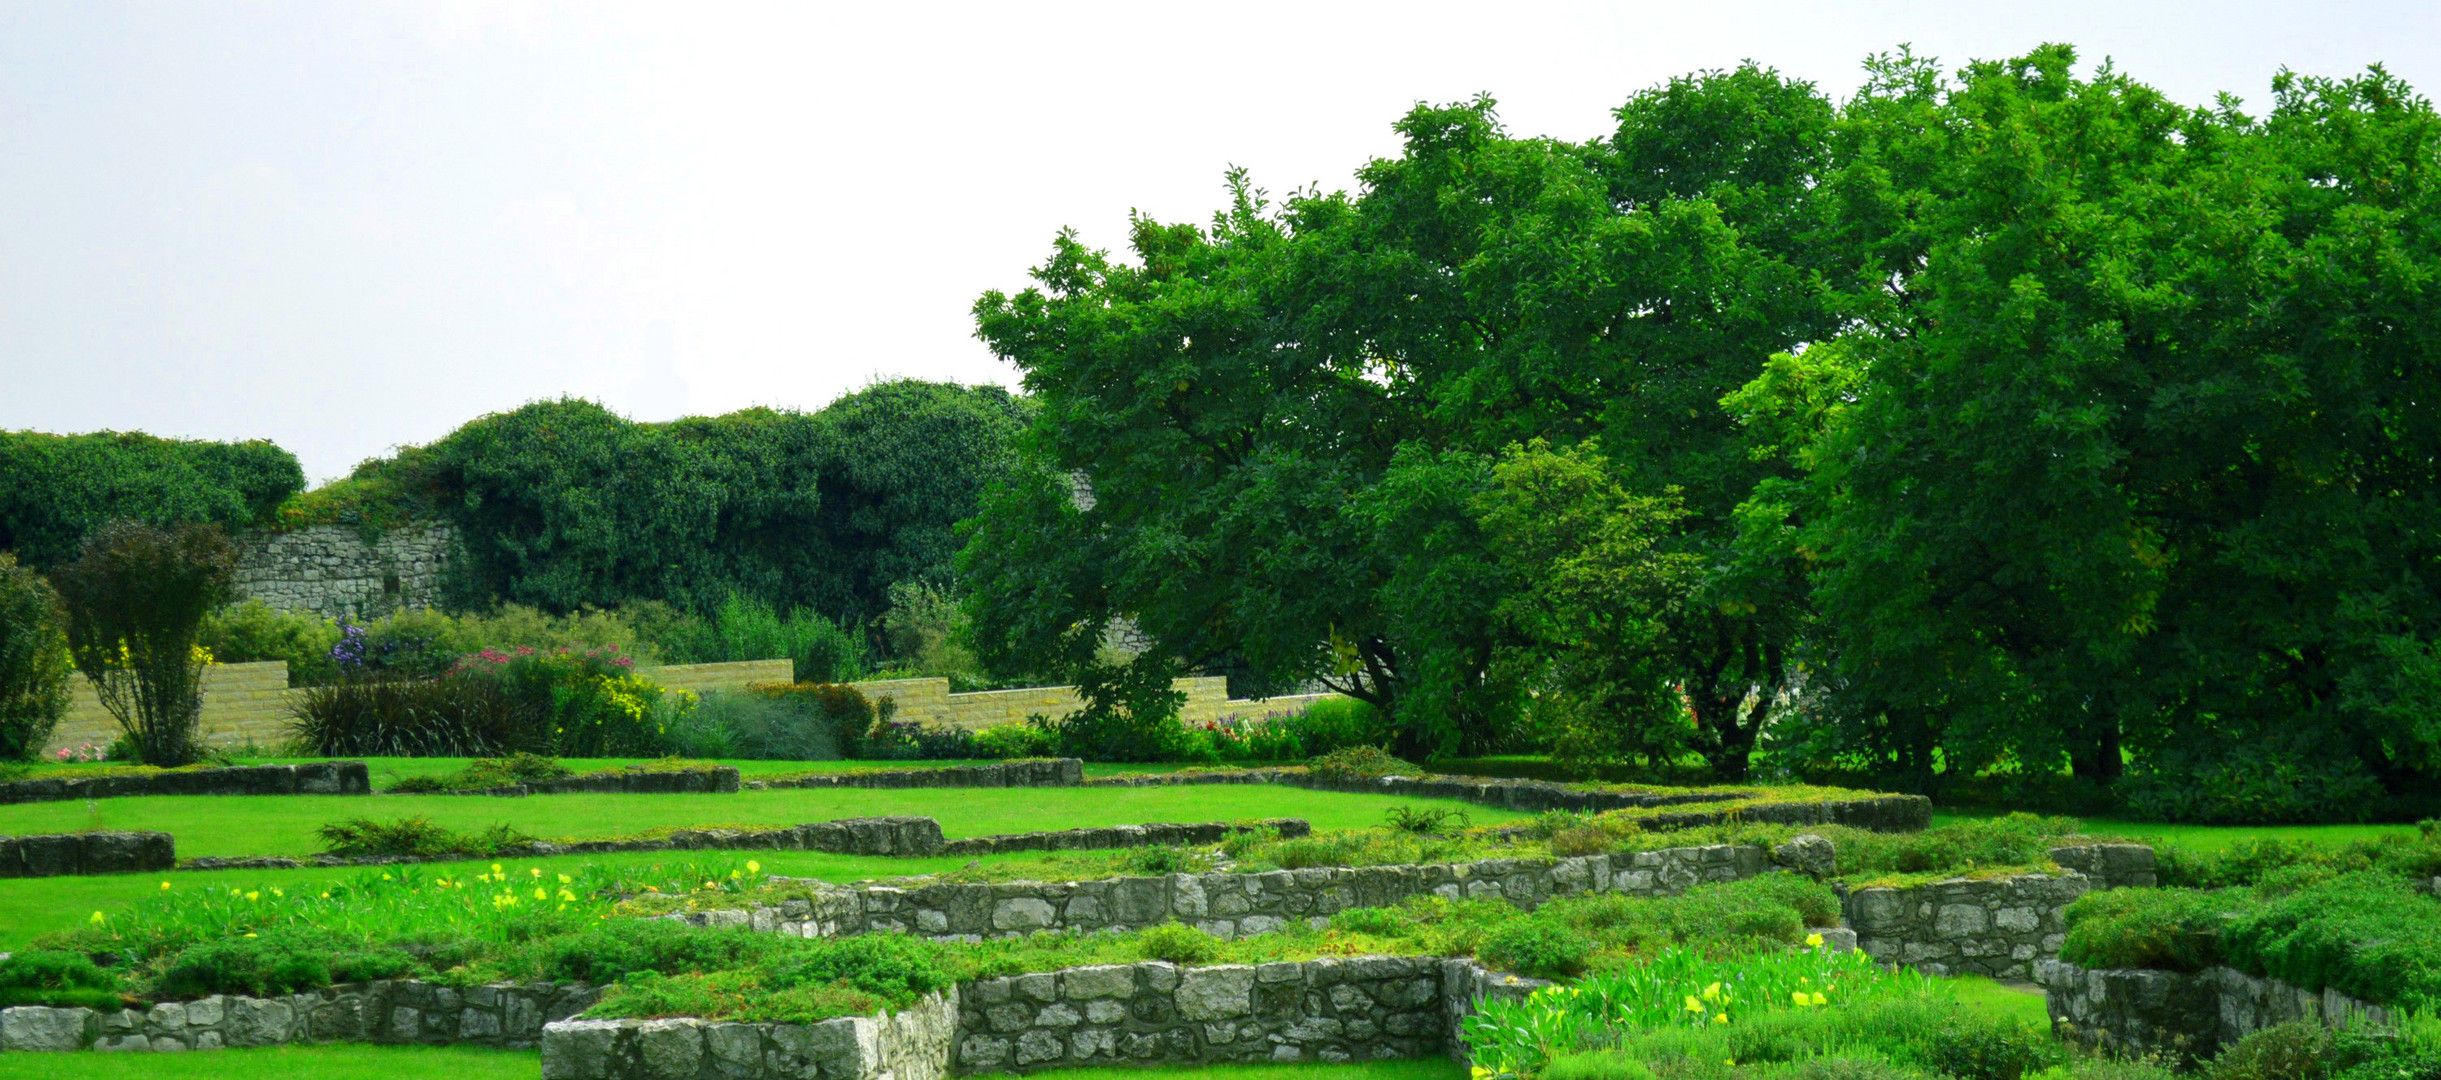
[198, 600, 341, 685]
[315, 817, 539, 857]
[453, 647, 671, 757]
[0, 552, 70, 761]
[1480, 921, 1596, 978]
[1307, 745, 1423, 781]
[2223, 873, 2441, 1010]
[735, 682, 871, 758]
[155, 930, 415, 999]
[686, 687, 839, 760]
[970, 722, 1057, 759]
[0, 430, 301, 568]
[1136, 922, 1221, 964]
[2060, 888, 2245, 971]
[52, 519, 237, 765]
[1385, 806, 1470, 834]
[648, 594, 865, 684]
[1293, 697, 1385, 757]
[0, 950, 124, 1010]
[384, 753, 573, 793]
[2121, 731, 2392, 825]
[2204, 1021, 2338, 1080]
[288, 673, 535, 756]
[859, 719, 975, 760]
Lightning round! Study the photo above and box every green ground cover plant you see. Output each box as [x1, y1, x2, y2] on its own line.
[14, 870, 1835, 1024]
[2060, 875, 2441, 1011]
[0, 1042, 541, 1080]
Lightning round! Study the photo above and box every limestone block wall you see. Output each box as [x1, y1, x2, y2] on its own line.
[542, 989, 958, 1080]
[657, 660, 795, 695]
[693, 844, 1770, 942]
[0, 761, 369, 805]
[43, 660, 298, 756]
[1843, 872, 2091, 980]
[0, 830, 173, 877]
[0, 979, 599, 1053]
[233, 523, 455, 618]
[757, 760, 1085, 791]
[2036, 960, 2393, 1058]
[846, 676, 1345, 733]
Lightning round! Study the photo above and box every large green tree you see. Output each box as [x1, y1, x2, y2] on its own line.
[969, 71, 1841, 770]
[1742, 48, 2441, 814]
[0, 432, 302, 567]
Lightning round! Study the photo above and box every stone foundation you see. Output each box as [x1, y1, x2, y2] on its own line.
[2045, 844, 2158, 889]
[692, 844, 1770, 941]
[0, 979, 599, 1053]
[0, 761, 370, 805]
[542, 990, 958, 1080]
[755, 760, 1086, 790]
[0, 830, 174, 877]
[431, 765, 741, 797]
[1844, 872, 2089, 979]
[2037, 960, 2392, 1059]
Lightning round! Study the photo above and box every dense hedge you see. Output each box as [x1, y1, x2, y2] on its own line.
[295, 381, 1028, 622]
[2062, 875, 2441, 1010]
[0, 431, 302, 567]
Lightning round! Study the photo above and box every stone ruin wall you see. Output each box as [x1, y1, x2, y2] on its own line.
[231, 522, 454, 618]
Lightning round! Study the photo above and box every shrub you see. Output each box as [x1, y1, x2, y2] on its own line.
[860, 720, 975, 760]
[1136, 922, 1221, 964]
[0, 949, 124, 1011]
[2205, 1021, 2337, 1080]
[315, 817, 538, 857]
[385, 753, 573, 793]
[642, 594, 866, 684]
[0, 430, 302, 568]
[0, 553, 70, 761]
[453, 647, 669, 757]
[970, 722, 1057, 759]
[153, 931, 414, 1000]
[52, 520, 237, 765]
[738, 682, 872, 758]
[2222, 873, 2441, 1010]
[198, 600, 341, 685]
[1834, 813, 2083, 878]
[2059, 887, 2241, 971]
[1384, 806, 1470, 834]
[1921, 1019, 2060, 1080]
[1292, 697, 1384, 757]
[1307, 745, 1423, 781]
[1480, 921, 1596, 978]
[288, 673, 536, 756]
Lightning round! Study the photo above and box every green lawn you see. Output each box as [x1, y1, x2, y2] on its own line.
[0, 1047, 1464, 1080]
[0, 782, 1529, 950]
[0, 1044, 537, 1079]
[1930, 811, 2420, 852]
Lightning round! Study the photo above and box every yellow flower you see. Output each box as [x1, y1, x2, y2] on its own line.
[380, 873, 392, 882]
[320, 892, 331, 899]
[1805, 932, 1825, 948]
[531, 867, 542, 878]
[492, 863, 504, 874]
[558, 873, 573, 885]
[746, 861, 761, 874]
[558, 889, 577, 902]
[159, 881, 171, 891]
[1684, 996, 1705, 1013]
[244, 891, 260, 902]
[1703, 982, 1724, 1003]
[1793, 991, 1811, 1006]
[729, 870, 742, 880]
[88, 911, 105, 925]
[1712, 1012, 1729, 1025]
[271, 888, 283, 898]
[534, 887, 548, 900]
[1810, 992, 1827, 1006]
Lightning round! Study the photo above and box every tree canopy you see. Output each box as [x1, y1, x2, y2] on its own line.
[0, 431, 302, 567]
[967, 45, 2441, 813]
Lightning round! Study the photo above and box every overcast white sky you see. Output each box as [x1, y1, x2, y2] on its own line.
[3, 1, 2435, 482]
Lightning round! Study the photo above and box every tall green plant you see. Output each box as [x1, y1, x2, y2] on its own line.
[0, 553, 71, 760]
[50, 521, 237, 765]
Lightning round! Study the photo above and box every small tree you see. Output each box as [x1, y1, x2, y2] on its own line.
[0, 552, 72, 760]
[51, 521, 236, 765]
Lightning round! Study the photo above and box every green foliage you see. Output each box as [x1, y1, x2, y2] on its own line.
[1480, 921, 1596, 979]
[0, 552, 71, 760]
[290, 649, 675, 758]
[2223, 874, 2441, 1011]
[383, 754, 573, 793]
[2152, 823, 2441, 889]
[197, 601, 343, 685]
[155, 930, 416, 1000]
[1383, 806, 1469, 834]
[1832, 814, 2085, 878]
[0, 949, 124, 1011]
[2059, 887, 2241, 971]
[0, 431, 302, 568]
[350, 383, 1023, 621]
[1135, 922, 1222, 964]
[969, 722, 1057, 760]
[52, 520, 238, 765]
[1307, 745, 1422, 782]
[735, 682, 871, 758]
[647, 594, 864, 683]
[313, 817, 538, 858]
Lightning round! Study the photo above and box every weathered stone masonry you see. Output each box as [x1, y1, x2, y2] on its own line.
[0, 761, 369, 805]
[2037, 959, 2393, 1058]
[0, 979, 599, 1053]
[0, 830, 173, 878]
[695, 844, 1773, 942]
[1838, 845, 2156, 981]
[232, 522, 455, 618]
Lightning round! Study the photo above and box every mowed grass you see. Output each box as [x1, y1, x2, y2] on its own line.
[0, 783, 1528, 950]
[0, 1047, 1465, 1080]
[0, 781, 1519, 860]
[1929, 811, 2421, 852]
[0, 1044, 538, 1079]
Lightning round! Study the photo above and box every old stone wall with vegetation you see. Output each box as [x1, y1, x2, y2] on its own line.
[231, 522, 455, 619]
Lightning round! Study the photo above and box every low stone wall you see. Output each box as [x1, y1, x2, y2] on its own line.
[2037, 960, 2393, 1058]
[0, 979, 600, 1053]
[1843, 872, 2089, 980]
[1090, 771, 1932, 832]
[754, 760, 1085, 790]
[697, 844, 1769, 941]
[958, 957, 1450, 1072]
[844, 676, 1339, 734]
[543, 989, 957, 1080]
[939, 819, 1310, 858]
[0, 830, 174, 877]
[0, 761, 370, 805]
[1441, 959, 1549, 1061]
[433, 766, 741, 797]
[2046, 844, 2158, 889]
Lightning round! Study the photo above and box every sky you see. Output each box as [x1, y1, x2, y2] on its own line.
[2, 1, 2436, 483]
